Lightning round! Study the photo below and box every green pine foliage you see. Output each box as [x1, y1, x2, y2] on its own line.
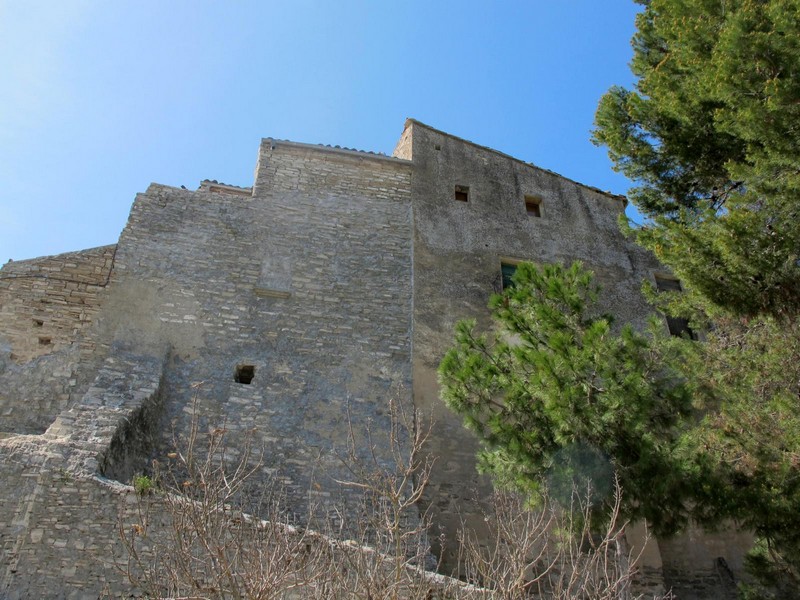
[593, 0, 800, 317]
[593, 1, 800, 586]
[439, 262, 698, 534]
[687, 315, 800, 587]
[439, 262, 800, 591]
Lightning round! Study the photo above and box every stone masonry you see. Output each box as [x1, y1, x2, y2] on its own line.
[0, 120, 753, 599]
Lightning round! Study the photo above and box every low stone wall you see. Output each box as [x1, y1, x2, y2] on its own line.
[0, 347, 167, 598]
[659, 525, 754, 600]
[0, 465, 140, 600]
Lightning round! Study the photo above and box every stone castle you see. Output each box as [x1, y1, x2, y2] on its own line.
[0, 120, 752, 598]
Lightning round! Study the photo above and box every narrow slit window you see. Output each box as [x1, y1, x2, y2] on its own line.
[235, 365, 255, 384]
[454, 185, 469, 202]
[525, 195, 542, 218]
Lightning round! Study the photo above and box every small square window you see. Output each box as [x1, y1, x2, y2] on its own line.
[454, 185, 469, 202]
[525, 195, 542, 218]
[235, 364, 255, 384]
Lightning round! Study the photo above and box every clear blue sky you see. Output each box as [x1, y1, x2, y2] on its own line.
[0, 1, 641, 262]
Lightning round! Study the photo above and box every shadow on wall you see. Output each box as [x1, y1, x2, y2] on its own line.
[95, 347, 170, 485]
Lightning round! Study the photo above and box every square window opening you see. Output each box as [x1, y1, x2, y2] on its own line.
[501, 262, 518, 290]
[454, 185, 470, 202]
[525, 195, 542, 218]
[665, 316, 694, 338]
[654, 275, 682, 293]
[235, 364, 255, 385]
[654, 275, 695, 338]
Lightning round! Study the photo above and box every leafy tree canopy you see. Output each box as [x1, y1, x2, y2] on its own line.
[590, 4, 800, 578]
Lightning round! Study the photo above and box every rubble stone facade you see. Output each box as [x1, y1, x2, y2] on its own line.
[0, 120, 751, 598]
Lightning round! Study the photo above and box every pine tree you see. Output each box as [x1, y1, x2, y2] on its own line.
[592, 1, 800, 585]
[439, 262, 699, 534]
[592, 0, 800, 317]
[439, 262, 800, 591]
[442, 0, 800, 592]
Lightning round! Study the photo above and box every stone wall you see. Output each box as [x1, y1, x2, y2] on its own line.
[89, 140, 416, 520]
[658, 525, 755, 600]
[394, 120, 753, 596]
[0, 462, 138, 600]
[0, 121, 757, 598]
[397, 119, 665, 570]
[0, 245, 115, 364]
[0, 347, 82, 435]
[255, 139, 410, 201]
[0, 346, 167, 598]
[0, 245, 115, 434]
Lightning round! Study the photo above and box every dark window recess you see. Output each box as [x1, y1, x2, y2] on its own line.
[33, 319, 43, 327]
[501, 263, 518, 290]
[525, 195, 542, 218]
[38, 337, 51, 346]
[655, 275, 694, 338]
[454, 185, 470, 202]
[235, 365, 255, 384]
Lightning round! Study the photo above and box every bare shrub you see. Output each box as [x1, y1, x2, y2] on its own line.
[118, 396, 337, 599]
[326, 396, 439, 599]
[117, 393, 668, 599]
[455, 479, 671, 600]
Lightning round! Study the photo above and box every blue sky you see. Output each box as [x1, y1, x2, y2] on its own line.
[0, 1, 641, 262]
